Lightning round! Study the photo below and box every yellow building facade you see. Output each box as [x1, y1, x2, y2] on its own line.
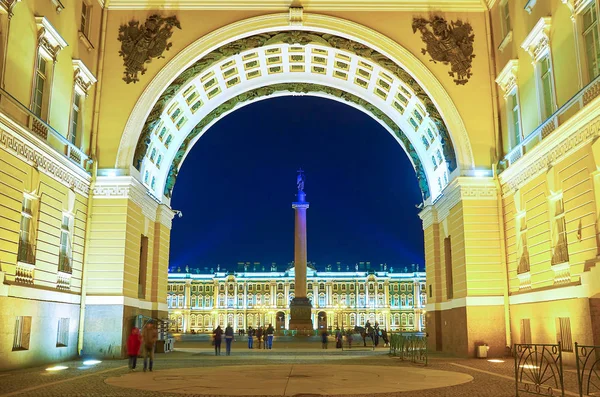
[1, 0, 600, 370]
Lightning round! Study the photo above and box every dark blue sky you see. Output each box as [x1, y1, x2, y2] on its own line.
[169, 96, 424, 272]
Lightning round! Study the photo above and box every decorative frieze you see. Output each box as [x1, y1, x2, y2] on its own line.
[35, 16, 68, 62]
[0, 119, 90, 195]
[94, 176, 159, 220]
[72, 59, 97, 96]
[521, 17, 552, 63]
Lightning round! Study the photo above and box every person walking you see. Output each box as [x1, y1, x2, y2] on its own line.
[321, 330, 328, 349]
[256, 326, 263, 349]
[225, 324, 234, 356]
[335, 327, 342, 349]
[141, 321, 158, 372]
[127, 327, 142, 371]
[266, 324, 274, 349]
[247, 326, 254, 349]
[213, 325, 223, 356]
[346, 328, 353, 349]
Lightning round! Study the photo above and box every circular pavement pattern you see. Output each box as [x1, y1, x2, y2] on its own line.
[105, 364, 473, 396]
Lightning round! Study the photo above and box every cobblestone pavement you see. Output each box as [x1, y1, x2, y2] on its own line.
[0, 342, 582, 397]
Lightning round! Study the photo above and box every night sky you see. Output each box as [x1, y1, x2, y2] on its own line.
[169, 96, 424, 272]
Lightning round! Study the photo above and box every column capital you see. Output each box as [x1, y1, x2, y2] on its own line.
[292, 202, 310, 209]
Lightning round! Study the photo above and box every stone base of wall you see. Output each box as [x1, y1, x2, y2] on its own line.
[0, 295, 80, 371]
[82, 303, 156, 359]
[427, 304, 506, 357]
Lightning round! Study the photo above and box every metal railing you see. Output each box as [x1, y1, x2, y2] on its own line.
[513, 343, 564, 396]
[0, 87, 91, 172]
[575, 343, 600, 397]
[502, 73, 600, 170]
[389, 333, 428, 365]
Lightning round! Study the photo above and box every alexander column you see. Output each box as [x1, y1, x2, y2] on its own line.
[289, 169, 313, 331]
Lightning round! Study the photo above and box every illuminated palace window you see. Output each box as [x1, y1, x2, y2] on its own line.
[582, 3, 600, 81]
[539, 56, 556, 121]
[17, 195, 35, 264]
[500, 0, 511, 39]
[32, 56, 49, 119]
[58, 213, 74, 274]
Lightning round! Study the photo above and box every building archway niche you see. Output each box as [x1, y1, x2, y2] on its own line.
[86, 12, 507, 361]
[114, 13, 475, 204]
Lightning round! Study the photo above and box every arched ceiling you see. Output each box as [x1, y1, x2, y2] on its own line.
[133, 30, 458, 202]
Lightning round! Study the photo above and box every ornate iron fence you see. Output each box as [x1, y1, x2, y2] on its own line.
[575, 343, 600, 396]
[389, 333, 427, 365]
[513, 343, 564, 397]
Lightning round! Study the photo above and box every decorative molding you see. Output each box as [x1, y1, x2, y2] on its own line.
[93, 176, 159, 220]
[521, 17, 552, 63]
[78, 31, 94, 51]
[72, 59, 97, 96]
[433, 179, 462, 221]
[289, 6, 303, 26]
[562, 0, 594, 15]
[524, 0, 537, 13]
[0, 115, 90, 195]
[496, 59, 519, 96]
[499, 94, 600, 196]
[157, 204, 175, 229]
[50, 0, 64, 13]
[497, 31, 512, 52]
[0, 0, 21, 18]
[35, 16, 68, 62]
[418, 205, 437, 230]
[105, 0, 486, 11]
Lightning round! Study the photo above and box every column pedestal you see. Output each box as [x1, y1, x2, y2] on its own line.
[289, 297, 313, 331]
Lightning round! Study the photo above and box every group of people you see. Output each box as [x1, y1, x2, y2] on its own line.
[212, 324, 275, 355]
[246, 325, 275, 350]
[126, 321, 158, 372]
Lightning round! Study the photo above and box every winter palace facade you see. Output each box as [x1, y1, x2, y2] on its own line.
[166, 263, 426, 333]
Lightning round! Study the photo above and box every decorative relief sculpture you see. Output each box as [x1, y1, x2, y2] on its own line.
[412, 16, 475, 85]
[118, 14, 181, 84]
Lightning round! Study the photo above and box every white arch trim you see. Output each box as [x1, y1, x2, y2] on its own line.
[117, 12, 474, 192]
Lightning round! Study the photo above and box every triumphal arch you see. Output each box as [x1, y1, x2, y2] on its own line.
[1, 0, 600, 369]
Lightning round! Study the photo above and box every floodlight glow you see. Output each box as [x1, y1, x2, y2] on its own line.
[488, 359, 504, 363]
[520, 364, 539, 369]
[46, 366, 68, 371]
[83, 360, 101, 365]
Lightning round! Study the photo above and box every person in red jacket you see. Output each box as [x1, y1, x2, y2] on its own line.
[127, 327, 142, 371]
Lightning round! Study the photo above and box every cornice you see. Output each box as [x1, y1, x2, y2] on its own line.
[72, 59, 97, 96]
[0, 114, 90, 196]
[104, 0, 485, 11]
[423, 177, 497, 224]
[521, 17, 552, 63]
[496, 59, 519, 96]
[499, 94, 600, 196]
[157, 204, 175, 229]
[35, 16, 68, 62]
[94, 176, 159, 220]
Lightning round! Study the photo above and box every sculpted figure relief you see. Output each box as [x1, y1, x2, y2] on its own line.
[412, 16, 475, 85]
[118, 14, 181, 84]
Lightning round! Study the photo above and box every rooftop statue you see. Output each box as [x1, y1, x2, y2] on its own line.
[297, 169, 305, 192]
